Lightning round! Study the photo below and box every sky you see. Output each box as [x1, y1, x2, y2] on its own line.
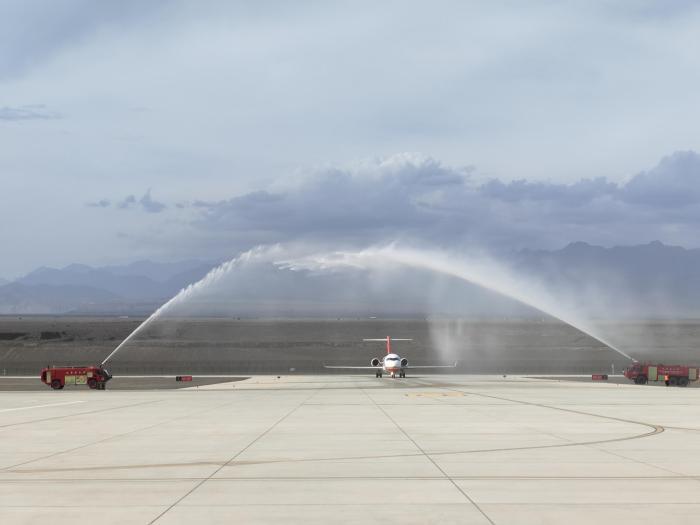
[1, 1, 700, 278]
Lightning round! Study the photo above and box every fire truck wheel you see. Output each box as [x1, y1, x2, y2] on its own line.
[87, 378, 97, 389]
[50, 379, 62, 390]
[669, 377, 678, 386]
[679, 377, 689, 387]
[636, 376, 647, 385]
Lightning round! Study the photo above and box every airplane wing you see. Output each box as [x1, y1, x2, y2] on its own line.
[405, 362, 458, 369]
[362, 338, 413, 341]
[323, 365, 382, 369]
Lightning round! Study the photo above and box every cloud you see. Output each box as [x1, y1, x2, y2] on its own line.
[86, 199, 110, 208]
[0, 1, 170, 80]
[95, 190, 166, 213]
[620, 151, 700, 207]
[189, 151, 700, 251]
[481, 151, 700, 209]
[139, 189, 166, 213]
[480, 177, 618, 206]
[6, 1, 700, 277]
[117, 195, 137, 209]
[193, 155, 467, 241]
[0, 104, 60, 120]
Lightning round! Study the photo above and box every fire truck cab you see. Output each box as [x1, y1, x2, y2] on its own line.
[41, 366, 112, 390]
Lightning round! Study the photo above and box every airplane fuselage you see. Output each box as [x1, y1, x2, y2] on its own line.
[380, 353, 406, 378]
[383, 353, 401, 373]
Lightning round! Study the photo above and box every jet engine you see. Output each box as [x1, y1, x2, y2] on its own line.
[370, 358, 380, 367]
[401, 358, 408, 367]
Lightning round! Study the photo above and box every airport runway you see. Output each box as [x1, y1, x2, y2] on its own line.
[1, 374, 700, 524]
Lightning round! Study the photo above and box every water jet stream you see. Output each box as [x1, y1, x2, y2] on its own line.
[100, 248, 269, 366]
[282, 246, 637, 362]
[103, 244, 636, 366]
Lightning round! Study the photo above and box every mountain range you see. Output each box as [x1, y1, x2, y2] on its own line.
[1, 242, 699, 316]
[0, 260, 217, 314]
[512, 241, 700, 318]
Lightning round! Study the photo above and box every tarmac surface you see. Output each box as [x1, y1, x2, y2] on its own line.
[2, 374, 700, 524]
[0, 376, 248, 391]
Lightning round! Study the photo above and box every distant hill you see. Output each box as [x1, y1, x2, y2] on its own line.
[512, 241, 700, 317]
[0, 260, 217, 314]
[0, 283, 121, 314]
[101, 259, 210, 282]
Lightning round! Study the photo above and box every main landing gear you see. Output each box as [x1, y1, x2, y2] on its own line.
[376, 371, 406, 379]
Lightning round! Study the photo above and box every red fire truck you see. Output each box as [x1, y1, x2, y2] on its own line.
[40, 366, 112, 390]
[624, 362, 699, 387]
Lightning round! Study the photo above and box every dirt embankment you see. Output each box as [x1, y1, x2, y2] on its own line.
[0, 316, 659, 377]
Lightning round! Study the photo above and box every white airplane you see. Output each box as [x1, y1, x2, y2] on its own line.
[324, 336, 457, 379]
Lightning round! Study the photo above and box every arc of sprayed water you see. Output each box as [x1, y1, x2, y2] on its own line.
[281, 246, 637, 363]
[100, 249, 268, 366]
[103, 244, 637, 367]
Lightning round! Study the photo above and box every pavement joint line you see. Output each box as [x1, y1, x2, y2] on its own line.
[147, 387, 323, 524]
[473, 389, 686, 479]
[590, 441, 691, 479]
[3, 397, 243, 472]
[505, 410, 672, 484]
[665, 426, 700, 432]
[416, 377, 665, 440]
[8, 502, 700, 508]
[360, 380, 496, 525]
[0, 400, 85, 413]
[4, 412, 672, 475]
[0, 399, 164, 430]
[429, 390, 580, 447]
[7, 474, 700, 482]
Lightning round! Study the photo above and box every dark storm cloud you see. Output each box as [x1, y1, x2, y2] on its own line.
[191, 151, 700, 249]
[0, 105, 59, 120]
